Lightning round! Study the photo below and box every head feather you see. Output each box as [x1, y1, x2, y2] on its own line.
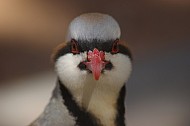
[66, 13, 121, 41]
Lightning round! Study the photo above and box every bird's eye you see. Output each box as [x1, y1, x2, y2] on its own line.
[111, 39, 119, 53]
[71, 39, 79, 54]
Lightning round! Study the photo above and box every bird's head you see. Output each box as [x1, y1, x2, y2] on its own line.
[52, 13, 132, 96]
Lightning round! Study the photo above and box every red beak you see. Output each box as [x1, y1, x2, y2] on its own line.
[84, 48, 106, 80]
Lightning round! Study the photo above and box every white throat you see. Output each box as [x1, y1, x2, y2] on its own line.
[80, 77, 123, 126]
[55, 52, 132, 126]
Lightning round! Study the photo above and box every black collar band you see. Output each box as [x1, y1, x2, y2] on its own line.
[58, 79, 126, 126]
[58, 79, 100, 126]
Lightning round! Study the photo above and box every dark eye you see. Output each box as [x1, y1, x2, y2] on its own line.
[71, 39, 79, 54]
[111, 39, 119, 53]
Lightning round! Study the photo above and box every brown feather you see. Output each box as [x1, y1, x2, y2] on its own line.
[51, 42, 67, 63]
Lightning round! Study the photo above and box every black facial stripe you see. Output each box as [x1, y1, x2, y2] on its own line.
[59, 79, 126, 126]
[104, 62, 113, 70]
[77, 39, 132, 60]
[53, 43, 71, 61]
[118, 45, 133, 60]
[115, 85, 126, 126]
[58, 79, 100, 126]
[77, 39, 113, 52]
[54, 39, 132, 61]
[78, 62, 87, 70]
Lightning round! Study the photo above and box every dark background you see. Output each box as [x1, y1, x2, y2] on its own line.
[0, 1, 189, 126]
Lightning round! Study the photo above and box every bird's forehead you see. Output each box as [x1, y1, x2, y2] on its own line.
[66, 13, 121, 41]
[77, 39, 114, 52]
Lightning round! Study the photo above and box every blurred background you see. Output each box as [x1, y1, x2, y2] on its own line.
[0, 0, 190, 126]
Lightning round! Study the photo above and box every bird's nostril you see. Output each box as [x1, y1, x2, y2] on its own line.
[105, 62, 113, 70]
[78, 62, 87, 70]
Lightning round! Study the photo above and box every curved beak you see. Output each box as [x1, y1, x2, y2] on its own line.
[84, 48, 107, 80]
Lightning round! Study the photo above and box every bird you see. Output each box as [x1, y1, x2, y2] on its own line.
[29, 13, 132, 126]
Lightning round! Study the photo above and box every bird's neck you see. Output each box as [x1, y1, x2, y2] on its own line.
[58, 79, 126, 126]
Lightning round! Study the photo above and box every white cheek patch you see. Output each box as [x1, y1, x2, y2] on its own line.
[55, 52, 132, 97]
[103, 53, 132, 88]
[55, 52, 132, 125]
[55, 53, 87, 92]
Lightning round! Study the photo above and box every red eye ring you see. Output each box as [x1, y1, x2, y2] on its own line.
[71, 39, 79, 54]
[112, 39, 119, 53]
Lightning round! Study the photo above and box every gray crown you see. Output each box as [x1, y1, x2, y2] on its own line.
[66, 13, 121, 41]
